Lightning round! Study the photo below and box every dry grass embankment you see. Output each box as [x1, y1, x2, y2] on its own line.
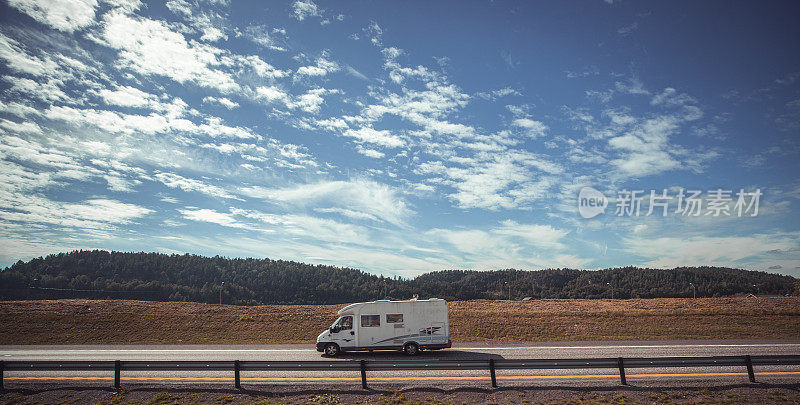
[3, 385, 800, 404]
[1, 297, 798, 345]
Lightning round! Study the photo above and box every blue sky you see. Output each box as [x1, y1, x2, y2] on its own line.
[1, 0, 799, 277]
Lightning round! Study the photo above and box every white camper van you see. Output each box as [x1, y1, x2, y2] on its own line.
[316, 298, 451, 356]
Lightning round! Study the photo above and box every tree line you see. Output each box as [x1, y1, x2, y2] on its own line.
[0, 250, 796, 305]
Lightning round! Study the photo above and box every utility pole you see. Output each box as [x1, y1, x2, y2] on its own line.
[606, 282, 614, 299]
[220, 281, 224, 305]
[504, 281, 511, 300]
[27, 278, 38, 300]
[690, 282, 696, 299]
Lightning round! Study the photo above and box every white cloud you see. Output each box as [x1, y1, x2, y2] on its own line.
[103, 174, 139, 192]
[45, 103, 259, 139]
[565, 66, 600, 78]
[165, 0, 228, 42]
[202, 96, 239, 109]
[650, 88, 704, 121]
[294, 53, 340, 80]
[244, 25, 288, 51]
[4, 76, 68, 102]
[651, 87, 698, 107]
[476, 87, 521, 100]
[241, 179, 411, 226]
[0, 33, 58, 76]
[427, 220, 586, 269]
[279, 214, 369, 245]
[154, 172, 240, 200]
[343, 127, 404, 148]
[585, 89, 613, 103]
[9, 0, 98, 33]
[340, 81, 472, 142]
[615, 77, 649, 95]
[254, 85, 288, 103]
[623, 233, 800, 269]
[0, 197, 151, 230]
[567, 82, 711, 180]
[237, 54, 288, 80]
[0, 119, 42, 135]
[97, 85, 159, 107]
[292, 0, 321, 21]
[286, 88, 339, 114]
[0, 136, 76, 168]
[356, 145, 385, 158]
[0, 101, 39, 118]
[381, 47, 403, 60]
[512, 118, 548, 137]
[315, 207, 379, 222]
[97, 11, 239, 93]
[179, 208, 251, 229]
[364, 21, 383, 46]
[607, 116, 681, 177]
[199, 207, 376, 246]
[296, 65, 326, 77]
[417, 151, 562, 210]
[492, 220, 568, 250]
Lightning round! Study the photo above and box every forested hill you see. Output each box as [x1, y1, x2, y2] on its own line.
[1, 250, 797, 305]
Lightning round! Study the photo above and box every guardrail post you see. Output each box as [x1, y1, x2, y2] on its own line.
[745, 355, 755, 383]
[617, 357, 627, 385]
[360, 360, 367, 389]
[114, 360, 121, 389]
[234, 360, 241, 389]
[489, 358, 498, 388]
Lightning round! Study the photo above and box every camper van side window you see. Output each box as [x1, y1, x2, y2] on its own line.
[361, 315, 380, 327]
[386, 314, 403, 323]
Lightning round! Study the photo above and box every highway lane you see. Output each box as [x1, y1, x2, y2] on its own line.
[4, 340, 800, 360]
[2, 340, 800, 387]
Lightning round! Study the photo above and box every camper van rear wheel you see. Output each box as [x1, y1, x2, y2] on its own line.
[324, 343, 340, 357]
[403, 342, 419, 356]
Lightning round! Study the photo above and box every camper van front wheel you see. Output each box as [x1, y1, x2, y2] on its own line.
[403, 342, 419, 356]
[324, 343, 340, 357]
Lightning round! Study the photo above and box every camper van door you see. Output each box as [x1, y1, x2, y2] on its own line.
[357, 312, 383, 347]
[330, 315, 356, 349]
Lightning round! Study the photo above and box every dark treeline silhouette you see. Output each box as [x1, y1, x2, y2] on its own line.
[0, 250, 796, 305]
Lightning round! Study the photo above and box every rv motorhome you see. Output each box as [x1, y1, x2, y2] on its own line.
[315, 298, 451, 356]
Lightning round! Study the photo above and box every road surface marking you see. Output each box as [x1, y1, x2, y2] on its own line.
[5, 371, 800, 382]
[456, 344, 800, 350]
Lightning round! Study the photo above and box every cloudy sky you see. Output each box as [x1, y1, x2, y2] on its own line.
[1, 0, 799, 277]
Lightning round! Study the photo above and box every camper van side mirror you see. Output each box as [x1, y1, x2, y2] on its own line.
[330, 326, 340, 333]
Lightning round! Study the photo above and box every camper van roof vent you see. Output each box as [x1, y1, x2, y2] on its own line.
[375, 299, 390, 302]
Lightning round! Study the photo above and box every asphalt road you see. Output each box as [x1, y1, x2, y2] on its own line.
[2, 340, 800, 388]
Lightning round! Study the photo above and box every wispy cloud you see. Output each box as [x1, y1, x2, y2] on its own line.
[0, 0, 797, 276]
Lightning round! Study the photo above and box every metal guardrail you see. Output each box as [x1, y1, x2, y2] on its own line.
[1, 355, 799, 389]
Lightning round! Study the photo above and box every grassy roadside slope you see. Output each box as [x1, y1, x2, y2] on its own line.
[1, 297, 798, 345]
